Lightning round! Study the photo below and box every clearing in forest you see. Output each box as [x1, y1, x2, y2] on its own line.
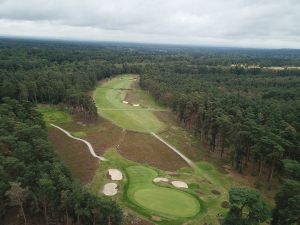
[40, 75, 246, 225]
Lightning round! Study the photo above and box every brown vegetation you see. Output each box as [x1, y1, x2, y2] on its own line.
[48, 127, 98, 184]
[119, 131, 188, 171]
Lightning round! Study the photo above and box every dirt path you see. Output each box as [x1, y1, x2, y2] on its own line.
[50, 124, 107, 161]
[150, 132, 196, 168]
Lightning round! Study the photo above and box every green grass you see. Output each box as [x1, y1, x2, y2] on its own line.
[88, 149, 207, 225]
[133, 89, 165, 110]
[93, 74, 165, 133]
[126, 165, 201, 219]
[71, 131, 87, 138]
[37, 105, 72, 125]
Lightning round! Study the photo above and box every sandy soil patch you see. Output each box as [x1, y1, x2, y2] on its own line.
[108, 169, 123, 181]
[171, 181, 188, 188]
[103, 183, 118, 196]
[153, 177, 169, 183]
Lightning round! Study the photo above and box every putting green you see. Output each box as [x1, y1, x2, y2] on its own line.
[126, 166, 201, 219]
[93, 75, 165, 133]
[134, 188, 200, 218]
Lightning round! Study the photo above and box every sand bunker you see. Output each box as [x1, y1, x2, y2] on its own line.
[133, 104, 140, 107]
[108, 169, 123, 181]
[103, 183, 118, 196]
[122, 100, 129, 104]
[171, 181, 188, 188]
[153, 177, 169, 183]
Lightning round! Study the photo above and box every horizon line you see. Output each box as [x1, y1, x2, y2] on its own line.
[1, 34, 300, 51]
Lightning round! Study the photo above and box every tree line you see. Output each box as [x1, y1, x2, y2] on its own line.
[0, 39, 142, 121]
[140, 66, 300, 186]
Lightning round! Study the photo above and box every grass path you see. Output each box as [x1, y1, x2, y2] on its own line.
[50, 123, 107, 161]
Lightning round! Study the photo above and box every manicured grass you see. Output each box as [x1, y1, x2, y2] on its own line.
[37, 105, 72, 125]
[93, 75, 165, 133]
[126, 166, 200, 219]
[88, 150, 205, 224]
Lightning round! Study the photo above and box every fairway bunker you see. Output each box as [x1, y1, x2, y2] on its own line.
[107, 169, 123, 181]
[153, 177, 169, 183]
[103, 183, 118, 196]
[171, 181, 188, 189]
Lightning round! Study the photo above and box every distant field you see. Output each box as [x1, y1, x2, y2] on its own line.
[93, 75, 166, 133]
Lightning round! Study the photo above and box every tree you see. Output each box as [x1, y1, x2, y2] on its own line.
[36, 177, 56, 225]
[60, 190, 71, 225]
[6, 182, 28, 225]
[217, 114, 232, 158]
[282, 159, 300, 181]
[223, 188, 271, 225]
[272, 180, 300, 225]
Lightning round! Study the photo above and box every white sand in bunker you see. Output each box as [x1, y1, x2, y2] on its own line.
[171, 181, 188, 188]
[108, 169, 123, 181]
[153, 177, 169, 183]
[103, 183, 118, 196]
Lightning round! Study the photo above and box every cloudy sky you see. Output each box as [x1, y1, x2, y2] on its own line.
[0, 0, 299, 48]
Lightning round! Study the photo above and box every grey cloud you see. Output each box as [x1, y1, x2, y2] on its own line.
[0, 0, 299, 48]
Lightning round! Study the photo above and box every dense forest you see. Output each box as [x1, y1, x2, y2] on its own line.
[1, 38, 300, 224]
[140, 64, 300, 184]
[0, 98, 122, 224]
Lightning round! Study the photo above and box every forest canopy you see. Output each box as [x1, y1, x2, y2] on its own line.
[0, 38, 300, 224]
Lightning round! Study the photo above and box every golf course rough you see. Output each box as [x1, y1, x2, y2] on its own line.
[93, 75, 165, 133]
[126, 165, 201, 220]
